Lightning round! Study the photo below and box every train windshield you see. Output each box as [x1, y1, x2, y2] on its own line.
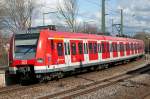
[15, 45, 36, 54]
[14, 33, 39, 59]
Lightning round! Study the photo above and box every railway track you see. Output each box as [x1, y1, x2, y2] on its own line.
[0, 82, 48, 95]
[0, 85, 25, 94]
[38, 63, 150, 99]
[0, 61, 148, 97]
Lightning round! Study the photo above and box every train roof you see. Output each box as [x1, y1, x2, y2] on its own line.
[44, 30, 142, 43]
[14, 29, 143, 43]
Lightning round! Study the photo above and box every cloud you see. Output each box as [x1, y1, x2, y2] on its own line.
[115, 0, 150, 33]
[32, 0, 150, 34]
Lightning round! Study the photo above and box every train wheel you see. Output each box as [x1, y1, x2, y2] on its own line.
[57, 72, 64, 79]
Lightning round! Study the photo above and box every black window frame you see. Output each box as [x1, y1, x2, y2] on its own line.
[68, 42, 70, 55]
[102, 42, 105, 53]
[94, 43, 98, 54]
[89, 43, 93, 54]
[71, 42, 77, 55]
[57, 42, 64, 56]
[84, 43, 87, 54]
[86, 43, 88, 54]
[64, 42, 67, 55]
[78, 42, 83, 54]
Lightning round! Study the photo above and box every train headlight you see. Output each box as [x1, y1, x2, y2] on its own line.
[37, 58, 43, 63]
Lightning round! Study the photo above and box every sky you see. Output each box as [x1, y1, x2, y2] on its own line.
[32, 0, 150, 35]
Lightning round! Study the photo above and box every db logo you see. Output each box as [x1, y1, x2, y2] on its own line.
[21, 60, 27, 64]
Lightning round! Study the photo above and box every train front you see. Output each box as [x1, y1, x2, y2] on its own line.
[9, 33, 39, 82]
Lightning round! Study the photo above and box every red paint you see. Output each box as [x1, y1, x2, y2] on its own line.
[9, 29, 145, 72]
[70, 40, 84, 63]
[88, 41, 98, 60]
[112, 42, 118, 58]
[102, 41, 110, 59]
[119, 42, 124, 57]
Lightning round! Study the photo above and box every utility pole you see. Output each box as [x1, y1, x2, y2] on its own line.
[101, 0, 105, 34]
[120, 9, 123, 36]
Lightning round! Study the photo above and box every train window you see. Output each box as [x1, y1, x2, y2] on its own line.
[109, 43, 112, 52]
[112, 43, 117, 52]
[126, 44, 128, 51]
[133, 44, 135, 50]
[78, 42, 83, 54]
[84, 43, 87, 54]
[94, 43, 97, 54]
[107, 42, 110, 52]
[113, 43, 115, 52]
[57, 43, 64, 56]
[101, 42, 105, 53]
[120, 43, 124, 51]
[71, 43, 76, 55]
[98, 43, 100, 53]
[86, 43, 88, 54]
[117, 44, 120, 51]
[89, 43, 93, 54]
[64, 42, 67, 55]
[68, 42, 70, 55]
[131, 43, 133, 50]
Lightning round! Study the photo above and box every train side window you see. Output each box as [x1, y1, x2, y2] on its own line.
[117, 44, 120, 52]
[84, 43, 87, 54]
[71, 43, 76, 55]
[126, 44, 128, 51]
[109, 43, 112, 52]
[64, 42, 67, 55]
[134, 44, 136, 50]
[89, 43, 93, 54]
[107, 42, 110, 52]
[78, 42, 83, 54]
[67, 42, 70, 55]
[102, 42, 105, 53]
[112, 43, 115, 52]
[98, 43, 100, 53]
[120, 43, 124, 51]
[57, 43, 64, 56]
[86, 43, 88, 54]
[94, 43, 97, 54]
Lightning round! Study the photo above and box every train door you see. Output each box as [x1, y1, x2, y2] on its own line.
[131, 43, 134, 55]
[70, 40, 78, 63]
[50, 39, 65, 65]
[109, 41, 113, 60]
[138, 44, 140, 54]
[135, 43, 137, 54]
[70, 40, 84, 63]
[88, 41, 98, 61]
[83, 40, 89, 64]
[64, 39, 71, 67]
[126, 43, 130, 56]
[119, 42, 124, 57]
[106, 42, 110, 58]
[102, 41, 106, 59]
[97, 41, 102, 61]
[112, 42, 118, 58]
[77, 41, 84, 62]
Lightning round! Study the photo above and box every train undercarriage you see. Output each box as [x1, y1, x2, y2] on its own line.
[15, 55, 144, 85]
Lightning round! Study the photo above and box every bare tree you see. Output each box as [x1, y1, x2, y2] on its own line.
[57, 0, 78, 32]
[134, 32, 150, 52]
[1, 0, 36, 34]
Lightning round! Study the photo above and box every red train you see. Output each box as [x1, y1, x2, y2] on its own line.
[8, 29, 145, 83]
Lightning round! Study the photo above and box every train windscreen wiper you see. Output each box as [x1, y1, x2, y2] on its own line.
[23, 45, 35, 55]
